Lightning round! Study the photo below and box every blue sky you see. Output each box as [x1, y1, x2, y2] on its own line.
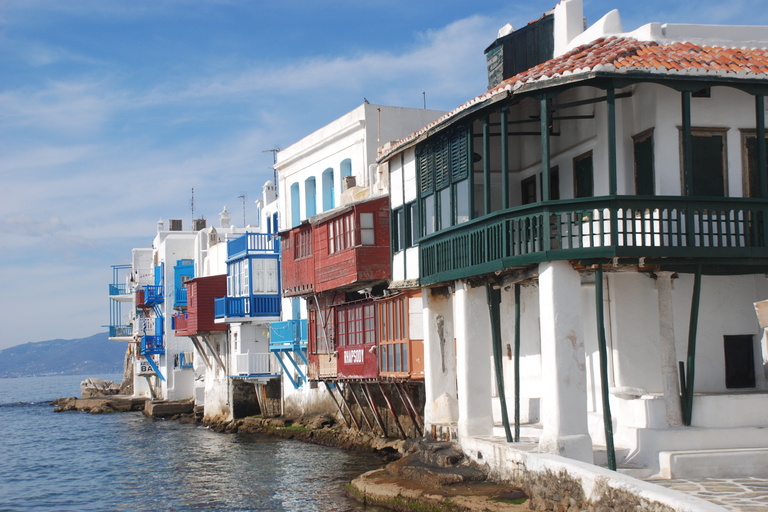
[1, 0, 767, 349]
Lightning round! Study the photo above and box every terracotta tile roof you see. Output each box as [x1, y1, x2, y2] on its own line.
[379, 37, 768, 162]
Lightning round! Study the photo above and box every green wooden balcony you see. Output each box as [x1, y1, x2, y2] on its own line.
[419, 196, 768, 285]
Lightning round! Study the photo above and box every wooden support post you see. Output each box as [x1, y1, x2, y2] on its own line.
[483, 115, 491, 216]
[541, 97, 551, 202]
[757, 95, 767, 199]
[595, 263, 617, 470]
[681, 266, 703, 426]
[501, 107, 510, 210]
[324, 381, 351, 429]
[607, 86, 619, 246]
[468, 122, 475, 220]
[487, 282, 513, 442]
[681, 91, 695, 247]
[337, 383, 362, 431]
[378, 383, 407, 439]
[514, 283, 521, 442]
[395, 382, 423, 436]
[363, 383, 388, 437]
[348, 383, 375, 433]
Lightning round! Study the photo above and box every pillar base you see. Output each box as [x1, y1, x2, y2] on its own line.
[539, 433, 594, 463]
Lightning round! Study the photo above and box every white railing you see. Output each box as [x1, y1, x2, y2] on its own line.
[234, 352, 276, 376]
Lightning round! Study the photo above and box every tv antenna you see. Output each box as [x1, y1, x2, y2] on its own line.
[238, 193, 246, 227]
[191, 187, 194, 227]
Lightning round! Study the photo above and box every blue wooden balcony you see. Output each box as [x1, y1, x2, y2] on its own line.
[419, 196, 768, 285]
[269, 319, 308, 389]
[269, 319, 308, 352]
[175, 287, 188, 309]
[109, 325, 132, 338]
[214, 295, 281, 319]
[141, 335, 165, 356]
[143, 285, 164, 305]
[108, 284, 130, 296]
[227, 233, 280, 260]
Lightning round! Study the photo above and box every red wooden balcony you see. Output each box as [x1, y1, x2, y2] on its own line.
[175, 275, 227, 336]
[281, 196, 391, 297]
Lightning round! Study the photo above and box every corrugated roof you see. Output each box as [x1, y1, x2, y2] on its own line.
[378, 37, 768, 162]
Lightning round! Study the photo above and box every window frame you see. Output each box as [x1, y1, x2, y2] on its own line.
[633, 128, 655, 196]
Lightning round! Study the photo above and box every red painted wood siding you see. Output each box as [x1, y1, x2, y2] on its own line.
[315, 196, 390, 293]
[280, 225, 315, 297]
[187, 275, 227, 333]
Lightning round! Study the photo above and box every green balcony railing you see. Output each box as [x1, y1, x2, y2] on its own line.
[419, 196, 768, 285]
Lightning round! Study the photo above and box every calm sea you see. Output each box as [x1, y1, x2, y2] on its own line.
[0, 374, 385, 512]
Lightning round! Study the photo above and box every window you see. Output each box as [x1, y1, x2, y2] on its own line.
[329, 213, 355, 253]
[742, 131, 768, 198]
[439, 187, 451, 230]
[549, 166, 560, 200]
[305, 177, 317, 217]
[408, 202, 418, 246]
[294, 229, 312, 259]
[340, 159, 352, 179]
[724, 335, 755, 389]
[454, 180, 469, 224]
[322, 168, 335, 211]
[290, 183, 300, 227]
[359, 212, 375, 245]
[336, 302, 375, 346]
[521, 175, 537, 205]
[634, 130, 655, 195]
[422, 194, 436, 236]
[392, 208, 404, 253]
[574, 151, 594, 198]
[378, 296, 409, 375]
[417, 124, 469, 233]
[684, 129, 727, 197]
[310, 309, 333, 355]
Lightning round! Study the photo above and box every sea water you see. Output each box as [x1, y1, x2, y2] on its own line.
[0, 375, 385, 512]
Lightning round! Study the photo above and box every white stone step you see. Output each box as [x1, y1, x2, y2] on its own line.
[659, 447, 768, 479]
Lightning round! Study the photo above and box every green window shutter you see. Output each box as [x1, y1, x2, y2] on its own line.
[417, 143, 434, 198]
[450, 125, 469, 181]
[435, 135, 450, 190]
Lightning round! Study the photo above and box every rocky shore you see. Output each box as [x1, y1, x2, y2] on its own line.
[52, 380, 531, 511]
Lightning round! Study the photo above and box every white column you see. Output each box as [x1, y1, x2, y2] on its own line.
[454, 280, 494, 437]
[422, 287, 458, 429]
[538, 261, 593, 462]
[656, 272, 683, 426]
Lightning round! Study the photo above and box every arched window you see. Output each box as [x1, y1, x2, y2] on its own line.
[305, 177, 317, 218]
[322, 168, 335, 211]
[290, 183, 300, 228]
[340, 158, 352, 179]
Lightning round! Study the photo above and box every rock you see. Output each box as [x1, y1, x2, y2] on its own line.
[80, 378, 121, 399]
[308, 413, 336, 430]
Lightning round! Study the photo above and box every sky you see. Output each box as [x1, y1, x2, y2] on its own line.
[2, 0, 768, 350]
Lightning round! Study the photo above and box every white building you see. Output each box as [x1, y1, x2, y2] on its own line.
[380, 0, 768, 480]
[275, 103, 445, 416]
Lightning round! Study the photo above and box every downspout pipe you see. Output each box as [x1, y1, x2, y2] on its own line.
[486, 283, 512, 443]
[595, 263, 616, 470]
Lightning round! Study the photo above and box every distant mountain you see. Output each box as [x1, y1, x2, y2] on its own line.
[0, 332, 127, 378]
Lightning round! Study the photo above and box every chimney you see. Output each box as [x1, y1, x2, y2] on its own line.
[263, 180, 277, 205]
[343, 176, 356, 191]
[219, 206, 231, 229]
[157, 219, 164, 233]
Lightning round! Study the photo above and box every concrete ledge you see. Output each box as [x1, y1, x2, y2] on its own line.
[660, 448, 768, 479]
[460, 436, 728, 512]
[144, 399, 194, 418]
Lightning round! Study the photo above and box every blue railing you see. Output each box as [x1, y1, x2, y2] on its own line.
[227, 233, 280, 260]
[141, 335, 165, 355]
[109, 284, 129, 296]
[179, 352, 193, 369]
[214, 295, 282, 319]
[269, 319, 308, 352]
[109, 325, 132, 338]
[175, 287, 188, 308]
[144, 285, 164, 304]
